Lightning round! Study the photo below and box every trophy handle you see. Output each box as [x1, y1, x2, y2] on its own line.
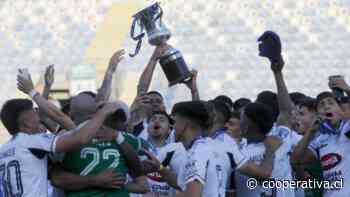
[154, 3, 163, 23]
[129, 18, 145, 57]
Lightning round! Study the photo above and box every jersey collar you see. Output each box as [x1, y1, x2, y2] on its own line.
[209, 127, 227, 139]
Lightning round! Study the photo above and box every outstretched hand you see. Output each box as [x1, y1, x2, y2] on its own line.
[44, 65, 55, 87]
[92, 169, 126, 189]
[258, 31, 282, 63]
[329, 76, 350, 93]
[17, 69, 34, 95]
[108, 49, 125, 73]
[270, 56, 285, 73]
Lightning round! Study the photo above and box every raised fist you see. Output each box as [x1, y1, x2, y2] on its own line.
[258, 31, 282, 62]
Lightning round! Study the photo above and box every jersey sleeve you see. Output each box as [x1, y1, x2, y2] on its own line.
[184, 143, 209, 185]
[25, 132, 58, 153]
[169, 144, 187, 174]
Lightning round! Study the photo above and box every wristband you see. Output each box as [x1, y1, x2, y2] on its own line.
[29, 90, 39, 99]
[116, 133, 125, 144]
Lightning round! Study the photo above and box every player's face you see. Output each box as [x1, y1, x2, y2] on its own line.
[148, 114, 170, 138]
[148, 93, 165, 112]
[296, 106, 317, 134]
[239, 111, 249, 138]
[317, 97, 343, 124]
[173, 114, 186, 142]
[225, 117, 241, 139]
[19, 109, 42, 133]
[289, 108, 299, 131]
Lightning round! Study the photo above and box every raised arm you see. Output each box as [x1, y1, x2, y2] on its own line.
[271, 56, 294, 126]
[40, 65, 60, 132]
[43, 65, 54, 99]
[137, 44, 170, 96]
[185, 69, 200, 101]
[54, 102, 122, 153]
[96, 49, 125, 103]
[17, 72, 75, 130]
[17, 70, 121, 152]
[258, 31, 293, 126]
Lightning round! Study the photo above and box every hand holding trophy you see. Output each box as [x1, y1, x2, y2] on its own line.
[129, 2, 193, 87]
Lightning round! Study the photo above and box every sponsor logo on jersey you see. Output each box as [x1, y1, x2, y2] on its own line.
[147, 172, 164, 182]
[324, 170, 343, 183]
[321, 153, 342, 171]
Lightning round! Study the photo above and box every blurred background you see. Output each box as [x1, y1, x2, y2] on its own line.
[1, 0, 350, 142]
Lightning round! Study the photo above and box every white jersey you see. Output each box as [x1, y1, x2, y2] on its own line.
[144, 142, 186, 196]
[235, 126, 296, 197]
[308, 120, 350, 197]
[177, 137, 223, 197]
[210, 130, 249, 195]
[0, 132, 58, 197]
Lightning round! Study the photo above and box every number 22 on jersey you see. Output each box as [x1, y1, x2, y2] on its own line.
[80, 147, 120, 176]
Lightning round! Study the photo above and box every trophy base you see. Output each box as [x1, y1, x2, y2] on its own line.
[168, 74, 192, 87]
[159, 48, 193, 87]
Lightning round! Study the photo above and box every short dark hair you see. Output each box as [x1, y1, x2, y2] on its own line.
[214, 95, 233, 111]
[244, 102, 274, 135]
[233, 98, 251, 111]
[172, 101, 209, 130]
[149, 111, 174, 125]
[289, 92, 307, 106]
[256, 91, 279, 122]
[1, 99, 33, 135]
[147, 91, 163, 100]
[210, 100, 231, 123]
[316, 91, 339, 108]
[299, 98, 317, 112]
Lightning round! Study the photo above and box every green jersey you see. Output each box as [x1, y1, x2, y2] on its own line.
[62, 132, 142, 197]
[304, 161, 324, 197]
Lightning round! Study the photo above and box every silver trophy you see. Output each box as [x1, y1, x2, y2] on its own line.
[130, 2, 192, 86]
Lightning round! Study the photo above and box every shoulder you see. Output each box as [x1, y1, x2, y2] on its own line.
[18, 132, 56, 142]
[190, 138, 214, 156]
[122, 132, 143, 150]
